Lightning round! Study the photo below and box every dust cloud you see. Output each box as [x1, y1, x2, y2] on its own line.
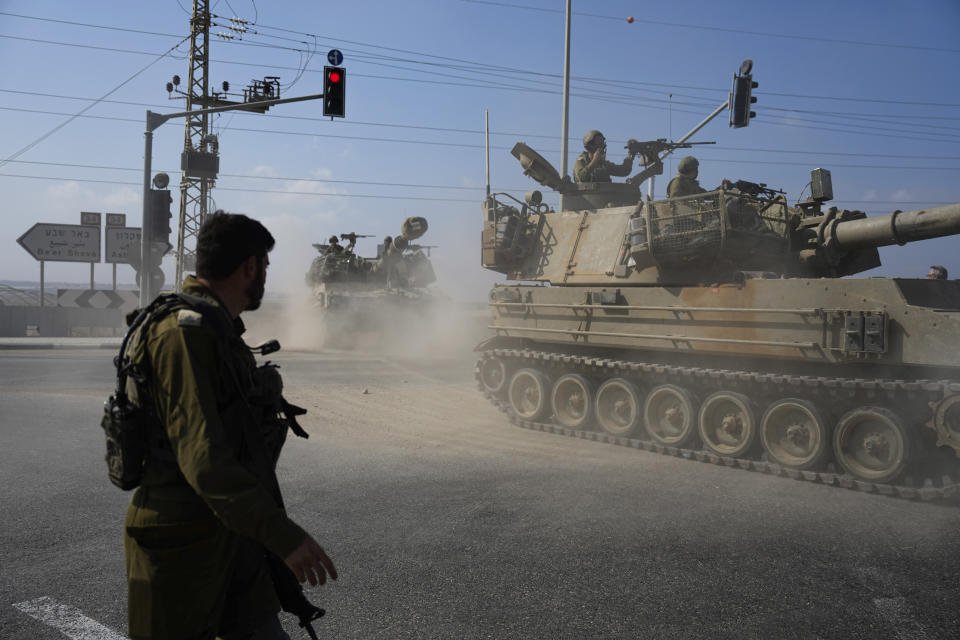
[242, 292, 490, 364]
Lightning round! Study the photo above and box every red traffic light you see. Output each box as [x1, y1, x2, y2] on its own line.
[329, 71, 341, 83]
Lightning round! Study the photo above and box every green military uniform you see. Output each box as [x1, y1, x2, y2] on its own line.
[573, 152, 633, 183]
[666, 174, 707, 198]
[123, 276, 305, 639]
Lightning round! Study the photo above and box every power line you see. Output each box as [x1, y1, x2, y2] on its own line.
[0, 35, 190, 169]
[3, 21, 960, 110]
[5, 104, 960, 165]
[4, 88, 960, 158]
[2, 159, 524, 191]
[0, 172, 953, 210]
[0, 173, 478, 202]
[460, 0, 960, 55]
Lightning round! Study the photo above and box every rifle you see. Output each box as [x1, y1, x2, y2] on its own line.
[625, 139, 716, 186]
[339, 232, 373, 245]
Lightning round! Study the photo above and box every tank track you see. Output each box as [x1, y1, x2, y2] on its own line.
[476, 348, 960, 504]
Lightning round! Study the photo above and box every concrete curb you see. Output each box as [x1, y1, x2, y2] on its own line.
[0, 340, 121, 350]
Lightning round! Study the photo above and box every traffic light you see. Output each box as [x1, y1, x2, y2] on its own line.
[323, 66, 345, 118]
[729, 69, 758, 128]
[146, 188, 173, 247]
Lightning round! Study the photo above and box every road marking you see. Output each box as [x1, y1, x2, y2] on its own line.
[12, 597, 127, 640]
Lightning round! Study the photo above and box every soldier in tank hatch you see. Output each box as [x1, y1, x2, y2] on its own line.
[927, 265, 948, 280]
[573, 130, 638, 183]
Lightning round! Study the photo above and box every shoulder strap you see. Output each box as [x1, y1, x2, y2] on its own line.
[114, 293, 188, 402]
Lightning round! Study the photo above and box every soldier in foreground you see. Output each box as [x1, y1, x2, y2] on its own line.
[573, 130, 637, 183]
[122, 213, 337, 639]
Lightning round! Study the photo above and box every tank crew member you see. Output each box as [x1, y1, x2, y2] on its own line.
[326, 235, 344, 254]
[927, 265, 949, 280]
[666, 156, 710, 198]
[666, 156, 735, 200]
[123, 213, 337, 639]
[573, 130, 636, 183]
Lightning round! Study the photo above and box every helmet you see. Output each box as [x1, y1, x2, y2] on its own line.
[677, 156, 699, 175]
[582, 130, 604, 149]
[328, 235, 339, 244]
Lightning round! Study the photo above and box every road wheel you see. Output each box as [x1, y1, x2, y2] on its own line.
[551, 374, 594, 429]
[478, 357, 508, 395]
[699, 391, 757, 457]
[761, 398, 829, 470]
[644, 384, 697, 446]
[508, 368, 551, 421]
[833, 407, 909, 483]
[594, 378, 641, 436]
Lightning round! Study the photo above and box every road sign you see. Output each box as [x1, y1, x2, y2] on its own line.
[81, 211, 101, 226]
[105, 213, 126, 227]
[58, 289, 139, 313]
[327, 48, 343, 65]
[17, 223, 100, 263]
[105, 227, 141, 264]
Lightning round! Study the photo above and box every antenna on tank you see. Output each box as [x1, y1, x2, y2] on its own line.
[485, 109, 491, 200]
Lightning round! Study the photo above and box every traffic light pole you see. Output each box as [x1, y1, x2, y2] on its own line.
[647, 99, 729, 200]
[138, 92, 323, 307]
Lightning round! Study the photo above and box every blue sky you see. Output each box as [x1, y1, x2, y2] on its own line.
[0, 0, 958, 299]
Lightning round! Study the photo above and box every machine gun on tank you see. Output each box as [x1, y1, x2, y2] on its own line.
[340, 232, 374, 245]
[625, 139, 716, 186]
[729, 179, 784, 199]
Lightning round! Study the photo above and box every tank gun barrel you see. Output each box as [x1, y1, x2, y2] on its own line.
[833, 203, 960, 250]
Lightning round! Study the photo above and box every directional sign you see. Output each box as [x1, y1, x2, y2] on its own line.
[327, 48, 343, 65]
[17, 223, 100, 263]
[105, 227, 141, 264]
[105, 213, 126, 227]
[58, 289, 139, 313]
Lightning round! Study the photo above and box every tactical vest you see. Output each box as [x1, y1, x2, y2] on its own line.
[101, 293, 307, 490]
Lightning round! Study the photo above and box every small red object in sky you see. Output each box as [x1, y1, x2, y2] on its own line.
[627, 16, 634, 23]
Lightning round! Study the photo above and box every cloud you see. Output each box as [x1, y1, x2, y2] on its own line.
[891, 188, 912, 202]
[249, 165, 278, 177]
[47, 181, 85, 201]
[102, 187, 140, 209]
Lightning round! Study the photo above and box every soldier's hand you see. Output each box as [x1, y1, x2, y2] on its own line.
[285, 535, 338, 586]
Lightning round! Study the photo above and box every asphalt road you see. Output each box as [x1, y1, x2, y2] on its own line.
[2, 346, 959, 639]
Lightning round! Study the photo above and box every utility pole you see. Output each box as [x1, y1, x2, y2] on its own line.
[175, 0, 213, 288]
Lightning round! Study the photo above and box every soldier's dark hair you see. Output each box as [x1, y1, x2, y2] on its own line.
[930, 265, 948, 279]
[196, 211, 275, 280]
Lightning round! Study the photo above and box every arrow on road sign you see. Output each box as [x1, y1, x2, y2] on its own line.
[17, 223, 101, 263]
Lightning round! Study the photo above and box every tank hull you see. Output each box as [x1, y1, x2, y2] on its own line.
[485, 278, 960, 373]
[476, 278, 960, 498]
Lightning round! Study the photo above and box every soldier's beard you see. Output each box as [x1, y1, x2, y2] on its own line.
[245, 258, 267, 311]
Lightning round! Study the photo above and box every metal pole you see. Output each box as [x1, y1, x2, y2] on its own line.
[140, 121, 154, 308]
[39, 260, 44, 308]
[90, 263, 94, 290]
[485, 110, 490, 200]
[559, 0, 572, 211]
[112, 264, 117, 291]
[648, 99, 729, 200]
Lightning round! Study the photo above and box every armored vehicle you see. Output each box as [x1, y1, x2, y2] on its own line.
[475, 142, 960, 500]
[305, 217, 442, 345]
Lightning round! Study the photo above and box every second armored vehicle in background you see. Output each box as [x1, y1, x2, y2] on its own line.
[305, 216, 443, 346]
